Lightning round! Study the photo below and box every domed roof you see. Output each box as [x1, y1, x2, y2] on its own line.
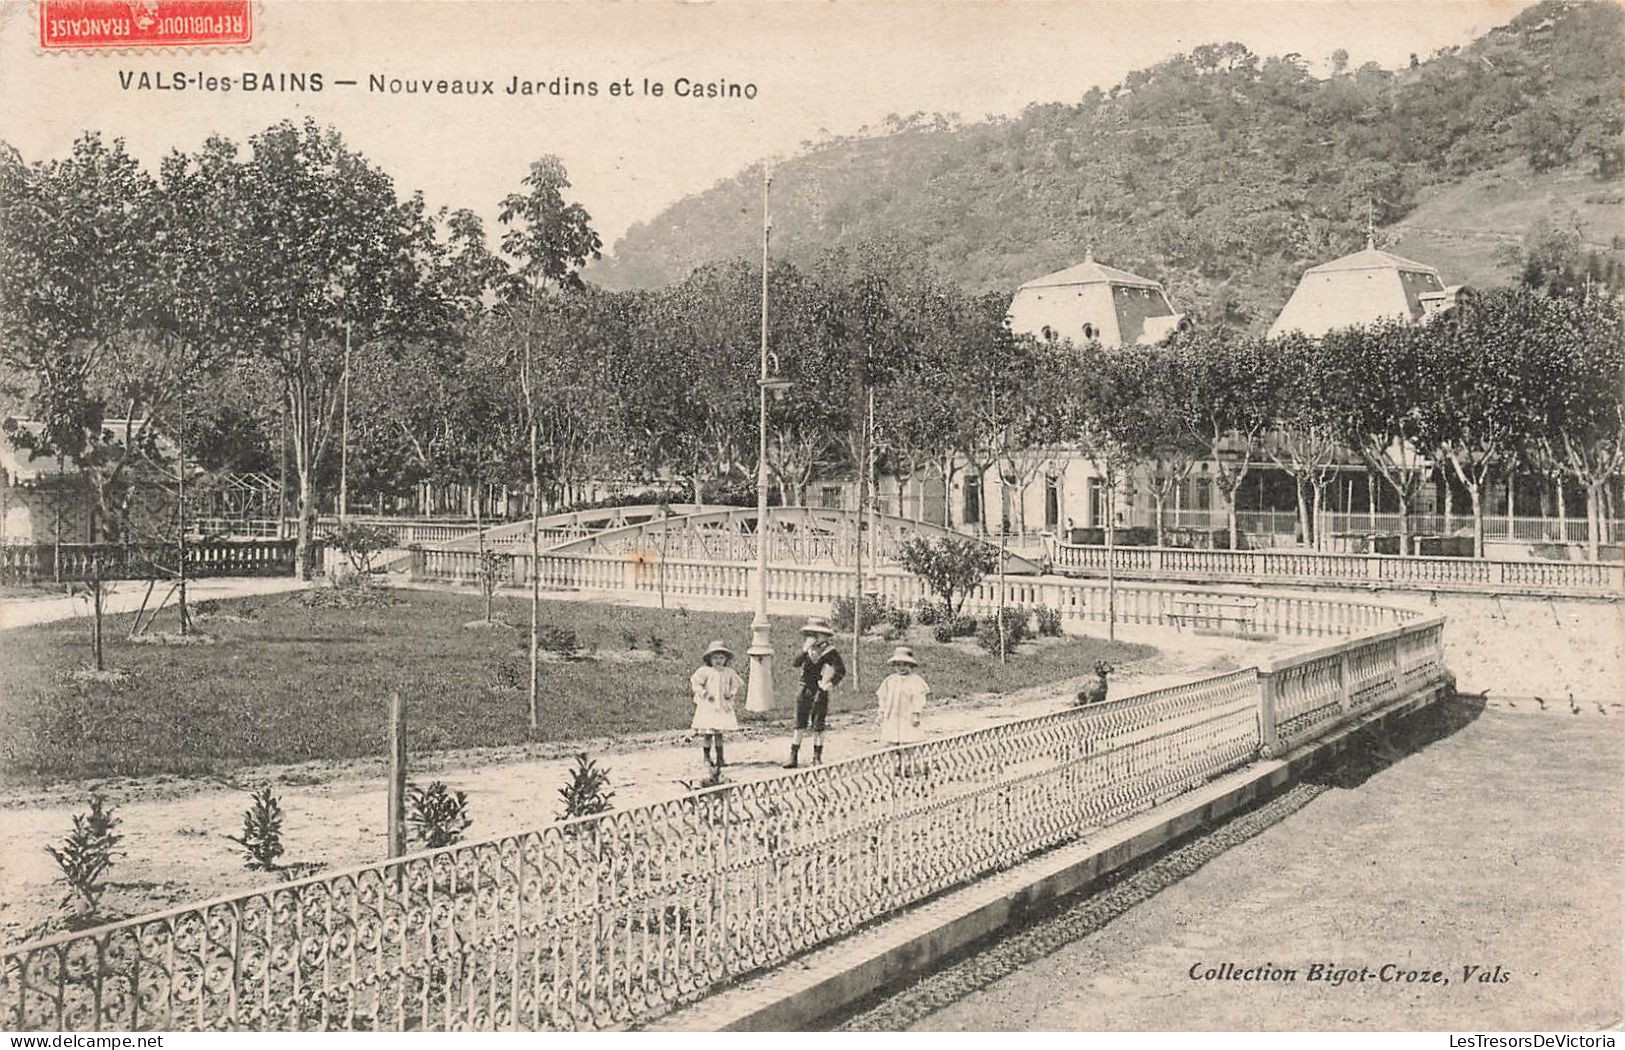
[1018, 253, 1165, 291]
[1008, 252, 1181, 348]
[1268, 240, 1448, 339]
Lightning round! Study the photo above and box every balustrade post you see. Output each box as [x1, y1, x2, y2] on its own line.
[1338, 649, 1352, 713]
[1256, 669, 1280, 758]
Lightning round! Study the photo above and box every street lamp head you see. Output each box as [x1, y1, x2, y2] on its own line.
[761, 351, 792, 401]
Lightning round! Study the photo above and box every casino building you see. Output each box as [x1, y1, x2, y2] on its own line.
[852, 240, 1475, 550]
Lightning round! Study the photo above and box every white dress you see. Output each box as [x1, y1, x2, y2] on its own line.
[690, 665, 743, 733]
[876, 672, 930, 745]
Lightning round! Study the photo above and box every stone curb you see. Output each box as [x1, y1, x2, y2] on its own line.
[648, 681, 1451, 1032]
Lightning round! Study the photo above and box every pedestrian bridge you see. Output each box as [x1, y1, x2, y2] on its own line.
[446, 504, 1046, 574]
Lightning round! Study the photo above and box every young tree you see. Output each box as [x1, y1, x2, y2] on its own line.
[499, 156, 601, 732]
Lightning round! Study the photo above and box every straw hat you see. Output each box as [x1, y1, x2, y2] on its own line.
[702, 640, 735, 662]
[800, 617, 834, 637]
[887, 646, 919, 667]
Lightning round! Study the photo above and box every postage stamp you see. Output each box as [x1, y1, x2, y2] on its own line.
[38, 0, 251, 50]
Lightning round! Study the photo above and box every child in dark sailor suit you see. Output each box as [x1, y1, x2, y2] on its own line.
[784, 616, 845, 767]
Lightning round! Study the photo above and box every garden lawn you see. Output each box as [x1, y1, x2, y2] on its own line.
[0, 588, 1150, 785]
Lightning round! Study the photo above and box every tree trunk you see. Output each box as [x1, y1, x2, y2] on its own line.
[1557, 476, 1569, 543]
[1367, 472, 1377, 530]
[1587, 481, 1603, 561]
[1295, 480, 1309, 548]
[1311, 481, 1326, 550]
[1397, 489, 1412, 555]
[1153, 494, 1166, 547]
[1467, 482, 1483, 559]
[92, 557, 104, 672]
[476, 493, 491, 623]
[1443, 478, 1454, 536]
[295, 472, 314, 582]
[1215, 474, 1240, 550]
[521, 289, 541, 734]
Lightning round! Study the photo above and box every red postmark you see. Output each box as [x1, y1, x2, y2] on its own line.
[39, 0, 252, 50]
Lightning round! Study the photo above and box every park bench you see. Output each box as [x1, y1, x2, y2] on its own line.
[1169, 595, 1258, 635]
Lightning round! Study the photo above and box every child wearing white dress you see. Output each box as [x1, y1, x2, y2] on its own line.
[876, 646, 930, 746]
[691, 640, 743, 772]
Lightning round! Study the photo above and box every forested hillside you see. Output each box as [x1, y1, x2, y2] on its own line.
[594, 0, 1624, 329]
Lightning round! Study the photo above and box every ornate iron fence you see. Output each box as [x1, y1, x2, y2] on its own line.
[0, 605, 1449, 1032]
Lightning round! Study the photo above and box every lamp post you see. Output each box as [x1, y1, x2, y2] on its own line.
[747, 168, 788, 713]
[339, 322, 351, 522]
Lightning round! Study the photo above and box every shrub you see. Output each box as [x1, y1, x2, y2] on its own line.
[557, 754, 615, 821]
[329, 521, 397, 575]
[897, 536, 998, 613]
[492, 659, 523, 692]
[407, 782, 473, 848]
[227, 787, 286, 871]
[932, 613, 979, 645]
[532, 624, 580, 655]
[977, 605, 1031, 657]
[478, 550, 508, 604]
[830, 592, 906, 633]
[46, 795, 121, 919]
[1034, 604, 1064, 637]
[300, 573, 395, 609]
[913, 597, 948, 627]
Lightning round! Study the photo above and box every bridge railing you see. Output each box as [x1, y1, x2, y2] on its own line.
[1052, 541, 1623, 597]
[308, 519, 483, 547]
[408, 549, 1411, 639]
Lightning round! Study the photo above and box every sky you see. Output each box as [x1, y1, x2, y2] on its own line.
[0, 0, 1539, 259]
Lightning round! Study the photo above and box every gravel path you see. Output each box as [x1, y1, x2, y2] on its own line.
[0, 622, 1281, 947]
[830, 699, 1623, 1032]
[0, 577, 309, 631]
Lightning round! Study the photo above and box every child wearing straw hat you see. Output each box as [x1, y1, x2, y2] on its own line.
[876, 646, 930, 746]
[785, 616, 845, 768]
[690, 640, 743, 772]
